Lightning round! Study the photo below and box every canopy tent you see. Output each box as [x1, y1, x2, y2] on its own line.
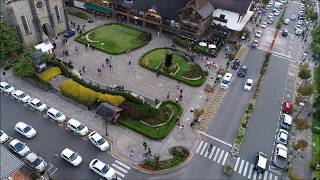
[83, 3, 112, 15]
[96, 103, 122, 122]
[199, 42, 207, 47]
[35, 42, 53, 53]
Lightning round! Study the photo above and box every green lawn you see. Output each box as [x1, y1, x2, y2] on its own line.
[118, 101, 182, 139]
[140, 48, 207, 86]
[75, 23, 150, 54]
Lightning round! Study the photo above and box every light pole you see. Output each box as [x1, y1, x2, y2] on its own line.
[2, 71, 8, 82]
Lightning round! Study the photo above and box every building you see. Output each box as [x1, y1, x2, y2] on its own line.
[0, 0, 69, 46]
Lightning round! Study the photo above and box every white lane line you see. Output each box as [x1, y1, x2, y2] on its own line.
[263, 171, 269, 180]
[238, 159, 245, 174]
[116, 177, 122, 180]
[200, 143, 208, 156]
[115, 160, 131, 170]
[198, 131, 232, 147]
[196, 141, 204, 154]
[213, 148, 220, 162]
[243, 161, 249, 176]
[258, 172, 263, 180]
[222, 152, 229, 165]
[248, 163, 254, 179]
[204, 148, 209, 158]
[114, 169, 125, 178]
[274, 175, 278, 180]
[252, 171, 258, 180]
[208, 146, 216, 159]
[112, 164, 128, 174]
[269, 172, 273, 180]
[50, 168, 58, 176]
[217, 150, 224, 164]
[234, 157, 240, 171]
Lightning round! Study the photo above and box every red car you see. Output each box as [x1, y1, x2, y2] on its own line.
[282, 101, 293, 114]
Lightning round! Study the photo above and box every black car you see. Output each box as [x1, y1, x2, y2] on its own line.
[282, 30, 288, 37]
[231, 59, 241, 69]
[237, 65, 247, 77]
[64, 29, 76, 38]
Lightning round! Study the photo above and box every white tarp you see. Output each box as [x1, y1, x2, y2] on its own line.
[35, 42, 53, 53]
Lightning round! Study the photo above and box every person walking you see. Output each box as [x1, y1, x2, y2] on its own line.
[128, 61, 131, 66]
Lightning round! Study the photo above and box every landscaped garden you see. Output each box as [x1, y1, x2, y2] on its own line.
[140, 48, 207, 86]
[75, 23, 150, 54]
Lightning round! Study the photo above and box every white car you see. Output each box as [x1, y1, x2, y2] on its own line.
[274, 11, 280, 16]
[244, 79, 253, 91]
[276, 129, 288, 145]
[291, 15, 296, 21]
[297, 20, 304, 25]
[9, 139, 31, 157]
[47, 108, 66, 122]
[284, 18, 290, 25]
[268, 14, 274, 19]
[67, 119, 89, 136]
[0, 81, 15, 94]
[0, 130, 9, 144]
[25, 152, 47, 172]
[28, 98, 47, 112]
[89, 159, 116, 179]
[280, 114, 292, 130]
[295, 24, 301, 30]
[11, 90, 31, 103]
[261, 22, 267, 28]
[14, 122, 37, 139]
[88, 131, 109, 151]
[61, 148, 82, 166]
[255, 30, 262, 38]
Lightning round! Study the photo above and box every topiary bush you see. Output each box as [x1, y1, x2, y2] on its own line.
[298, 64, 311, 80]
[38, 67, 61, 81]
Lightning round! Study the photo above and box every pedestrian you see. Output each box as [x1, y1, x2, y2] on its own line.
[128, 61, 131, 66]
[175, 97, 179, 103]
[85, 43, 88, 50]
[130, 150, 134, 157]
[167, 92, 170, 99]
[308, 112, 311, 117]
[109, 64, 112, 70]
[148, 147, 151, 155]
[87, 44, 90, 50]
[79, 69, 82, 76]
[179, 93, 183, 100]
[180, 89, 183, 94]
[75, 47, 78, 54]
[91, 46, 94, 50]
[143, 142, 147, 149]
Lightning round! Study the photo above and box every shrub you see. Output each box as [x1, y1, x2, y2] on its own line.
[292, 139, 308, 151]
[60, 79, 125, 107]
[228, 53, 236, 61]
[297, 83, 315, 96]
[298, 64, 311, 79]
[11, 54, 35, 79]
[182, 64, 203, 79]
[193, 45, 208, 54]
[65, 7, 93, 22]
[38, 67, 61, 81]
[294, 118, 310, 131]
[120, 101, 159, 120]
[172, 36, 192, 48]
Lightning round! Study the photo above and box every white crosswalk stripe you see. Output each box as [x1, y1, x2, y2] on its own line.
[213, 148, 220, 162]
[263, 171, 268, 180]
[114, 169, 125, 178]
[221, 152, 228, 165]
[111, 160, 131, 179]
[200, 143, 208, 155]
[115, 160, 131, 170]
[269, 172, 273, 180]
[112, 164, 128, 174]
[217, 150, 224, 164]
[204, 149, 209, 158]
[238, 159, 245, 174]
[234, 157, 240, 171]
[258, 173, 263, 180]
[208, 146, 216, 159]
[274, 175, 278, 180]
[252, 171, 258, 180]
[196, 141, 204, 154]
[247, 163, 254, 179]
[242, 161, 249, 176]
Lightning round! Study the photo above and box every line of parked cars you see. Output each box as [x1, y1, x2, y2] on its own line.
[0, 81, 115, 179]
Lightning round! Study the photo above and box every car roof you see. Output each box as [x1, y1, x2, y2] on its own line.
[247, 79, 253, 83]
[257, 155, 267, 168]
[283, 114, 292, 124]
[90, 131, 103, 141]
[0, 81, 9, 86]
[16, 122, 28, 129]
[68, 119, 81, 126]
[14, 90, 24, 95]
[30, 98, 40, 103]
[62, 148, 74, 157]
[48, 108, 59, 114]
[94, 160, 106, 170]
[277, 147, 287, 158]
[9, 139, 21, 145]
[26, 152, 38, 161]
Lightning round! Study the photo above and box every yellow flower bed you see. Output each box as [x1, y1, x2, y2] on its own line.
[39, 67, 62, 81]
[60, 79, 125, 106]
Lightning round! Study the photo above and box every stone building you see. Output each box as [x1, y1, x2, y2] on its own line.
[0, 0, 69, 46]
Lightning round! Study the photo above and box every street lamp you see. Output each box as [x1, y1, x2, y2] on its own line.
[2, 71, 8, 82]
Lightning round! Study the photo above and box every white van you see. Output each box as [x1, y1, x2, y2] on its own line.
[219, 73, 233, 89]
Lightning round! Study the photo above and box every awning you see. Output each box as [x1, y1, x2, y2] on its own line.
[83, 2, 112, 15]
[35, 42, 53, 53]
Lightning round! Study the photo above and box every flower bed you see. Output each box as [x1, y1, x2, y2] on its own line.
[38, 67, 61, 81]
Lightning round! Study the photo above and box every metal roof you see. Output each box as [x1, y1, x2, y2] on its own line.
[0, 145, 24, 179]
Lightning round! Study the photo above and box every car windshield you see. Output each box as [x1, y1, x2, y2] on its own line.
[23, 126, 32, 133]
[35, 101, 43, 107]
[69, 153, 78, 161]
[77, 124, 85, 131]
[0, 131, 2, 136]
[4, 85, 11, 89]
[56, 112, 62, 117]
[221, 80, 229, 84]
[20, 93, 26, 98]
[33, 158, 43, 166]
[246, 82, 252, 86]
[101, 164, 110, 174]
[15, 143, 25, 151]
[97, 138, 106, 145]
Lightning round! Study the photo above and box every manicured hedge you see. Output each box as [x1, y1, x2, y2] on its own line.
[60, 79, 125, 107]
[66, 7, 93, 22]
[38, 67, 61, 81]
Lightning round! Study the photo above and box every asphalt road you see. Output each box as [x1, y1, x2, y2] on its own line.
[0, 93, 117, 179]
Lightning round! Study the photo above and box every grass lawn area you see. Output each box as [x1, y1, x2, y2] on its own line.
[38, 67, 61, 81]
[140, 48, 207, 86]
[75, 23, 150, 54]
[118, 101, 182, 139]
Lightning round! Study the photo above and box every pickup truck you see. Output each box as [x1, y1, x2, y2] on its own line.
[273, 144, 288, 169]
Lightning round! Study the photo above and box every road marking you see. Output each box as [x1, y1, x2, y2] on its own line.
[112, 164, 128, 174]
[243, 161, 249, 176]
[47, 163, 54, 171]
[238, 159, 245, 174]
[200, 142, 207, 155]
[221, 152, 229, 165]
[269, 172, 273, 180]
[248, 163, 254, 179]
[50, 168, 58, 176]
[217, 150, 224, 164]
[252, 171, 257, 180]
[116, 177, 122, 180]
[274, 175, 278, 180]
[263, 171, 269, 180]
[234, 157, 240, 171]
[196, 141, 204, 154]
[114, 169, 125, 178]
[258, 172, 263, 180]
[115, 160, 131, 170]
[198, 131, 232, 147]
[213, 148, 220, 162]
[208, 146, 216, 159]
[204, 148, 209, 158]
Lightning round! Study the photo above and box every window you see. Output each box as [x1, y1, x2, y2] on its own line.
[219, 14, 225, 19]
[20, 16, 31, 34]
[55, 5, 62, 22]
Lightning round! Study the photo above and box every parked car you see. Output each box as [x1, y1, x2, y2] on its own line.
[276, 129, 289, 145]
[282, 30, 288, 37]
[273, 144, 287, 169]
[280, 114, 292, 130]
[88, 131, 109, 151]
[297, 20, 304, 25]
[267, 18, 274, 24]
[244, 79, 254, 91]
[25, 152, 47, 172]
[47, 108, 66, 122]
[89, 159, 116, 179]
[28, 98, 47, 112]
[261, 22, 267, 28]
[61, 148, 83, 166]
[295, 28, 303, 36]
[219, 73, 233, 89]
[251, 40, 258, 48]
[295, 24, 301, 30]
[284, 18, 290, 25]
[0, 130, 9, 144]
[282, 101, 293, 114]
[238, 65, 248, 77]
[0, 81, 15, 94]
[11, 90, 31, 103]
[67, 119, 89, 136]
[64, 29, 76, 38]
[291, 15, 296, 21]
[14, 122, 37, 139]
[231, 59, 241, 69]
[9, 139, 30, 157]
[255, 30, 262, 38]
[274, 10, 280, 16]
[254, 152, 268, 173]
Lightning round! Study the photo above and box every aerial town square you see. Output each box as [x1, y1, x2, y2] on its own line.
[0, 0, 320, 179]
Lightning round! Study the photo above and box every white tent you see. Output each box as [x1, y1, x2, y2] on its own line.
[35, 41, 54, 54]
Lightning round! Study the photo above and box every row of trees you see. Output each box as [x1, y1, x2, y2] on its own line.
[311, 26, 320, 59]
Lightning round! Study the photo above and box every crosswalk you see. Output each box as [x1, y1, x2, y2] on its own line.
[195, 141, 279, 180]
[111, 160, 131, 180]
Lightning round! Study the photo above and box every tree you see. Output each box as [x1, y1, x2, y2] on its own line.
[306, 9, 318, 21]
[297, 83, 315, 96]
[311, 27, 320, 57]
[165, 50, 173, 68]
[298, 64, 311, 79]
[11, 54, 35, 79]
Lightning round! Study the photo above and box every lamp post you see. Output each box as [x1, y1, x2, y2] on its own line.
[2, 71, 8, 82]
